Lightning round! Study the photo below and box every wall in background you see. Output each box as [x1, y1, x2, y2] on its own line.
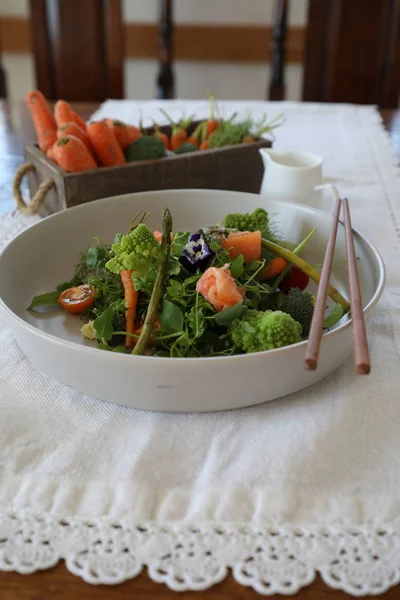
[1, 0, 308, 102]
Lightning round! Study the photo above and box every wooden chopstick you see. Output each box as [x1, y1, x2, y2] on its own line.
[304, 197, 370, 374]
[342, 197, 370, 374]
[304, 197, 342, 371]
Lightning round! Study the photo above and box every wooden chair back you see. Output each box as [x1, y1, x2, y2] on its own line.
[28, 0, 124, 102]
[0, 33, 7, 99]
[270, 0, 400, 107]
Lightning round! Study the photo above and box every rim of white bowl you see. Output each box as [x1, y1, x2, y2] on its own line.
[0, 189, 386, 364]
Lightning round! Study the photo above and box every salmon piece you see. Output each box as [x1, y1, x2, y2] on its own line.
[223, 230, 262, 262]
[196, 264, 245, 312]
[154, 231, 174, 243]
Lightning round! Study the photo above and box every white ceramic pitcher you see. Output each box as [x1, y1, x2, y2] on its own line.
[259, 149, 338, 212]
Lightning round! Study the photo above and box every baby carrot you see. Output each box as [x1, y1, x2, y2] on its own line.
[87, 121, 126, 167]
[105, 119, 140, 150]
[57, 122, 91, 150]
[260, 257, 288, 280]
[26, 90, 57, 152]
[46, 144, 56, 161]
[187, 122, 203, 148]
[199, 140, 209, 150]
[159, 108, 190, 151]
[155, 130, 171, 150]
[151, 122, 171, 150]
[126, 124, 143, 145]
[71, 110, 87, 132]
[206, 94, 219, 138]
[53, 135, 97, 172]
[120, 269, 139, 348]
[54, 100, 87, 131]
[170, 128, 187, 151]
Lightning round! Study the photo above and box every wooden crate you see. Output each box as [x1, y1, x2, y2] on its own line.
[21, 123, 272, 217]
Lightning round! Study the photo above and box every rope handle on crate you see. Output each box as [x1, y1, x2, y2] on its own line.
[13, 163, 55, 216]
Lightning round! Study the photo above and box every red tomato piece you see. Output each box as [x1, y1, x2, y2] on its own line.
[279, 266, 310, 293]
[58, 284, 96, 314]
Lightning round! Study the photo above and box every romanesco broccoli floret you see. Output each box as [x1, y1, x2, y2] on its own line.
[281, 287, 314, 337]
[105, 223, 160, 276]
[223, 208, 269, 234]
[229, 309, 302, 353]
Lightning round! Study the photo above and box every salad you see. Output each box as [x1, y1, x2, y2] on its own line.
[28, 207, 349, 357]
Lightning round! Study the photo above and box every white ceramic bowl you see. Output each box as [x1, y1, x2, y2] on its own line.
[0, 190, 385, 412]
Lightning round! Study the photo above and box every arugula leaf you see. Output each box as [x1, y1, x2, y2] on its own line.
[27, 291, 60, 310]
[323, 303, 344, 329]
[112, 345, 130, 354]
[246, 260, 262, 271]
[132, 267, 157, 295]
[187, 304, 206, 338]
[230, 254, 244, 279]
[215, 302, 245, 326]
[159, 299, 184, 334]
[86, 246, 107, 270]
[170, 231, 190, 256]
[170, 333, 192, 357]
[93, 306, 114, 342]
[167, 256, 182, 276]
[169, 279, 182, 291]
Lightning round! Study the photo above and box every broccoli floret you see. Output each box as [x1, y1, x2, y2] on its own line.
[223, 208, 269, 234]
[281, 288, 314, 336]
[229, 309, 302, 353]
[105, 223, 160, 276]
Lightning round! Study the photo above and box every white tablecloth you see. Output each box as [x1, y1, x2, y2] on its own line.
[1, 101, 400, 596]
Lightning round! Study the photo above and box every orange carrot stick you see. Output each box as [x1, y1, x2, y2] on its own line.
[120, 269, 139, 348]
[53, 135, 97, 172]
[26, 90, 57, 152]
[87, 121, 126, 167]
[260, 257, 288, 280]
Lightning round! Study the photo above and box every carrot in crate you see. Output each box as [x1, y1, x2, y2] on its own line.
[151, 121, 171, 150]
[87, 121, 126, 166]
[53, 135, 97, 172]
[25, 90, 57, 152]
[205, 94, 219, 138]
[187, 122, 204, 148]
[54, 100, 87, 131]
[57, 122, 91, 150]
[159, 108, 193, 151]
[46, 144, 56, 161]
[105, 119, 141, 150]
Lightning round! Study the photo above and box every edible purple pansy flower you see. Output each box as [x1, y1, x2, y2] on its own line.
[179, 232, 216, 273]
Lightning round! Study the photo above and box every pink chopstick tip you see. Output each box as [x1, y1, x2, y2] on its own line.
[356, 362, 371, 375]
[304, 357, 317, 371]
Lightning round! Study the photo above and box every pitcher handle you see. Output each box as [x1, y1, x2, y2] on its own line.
[313, 183, 340, 213]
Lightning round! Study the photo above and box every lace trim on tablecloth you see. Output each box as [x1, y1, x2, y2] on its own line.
[1, 511, 400, 596]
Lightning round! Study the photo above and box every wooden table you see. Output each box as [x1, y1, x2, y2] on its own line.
[1, 100, 400, 599]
